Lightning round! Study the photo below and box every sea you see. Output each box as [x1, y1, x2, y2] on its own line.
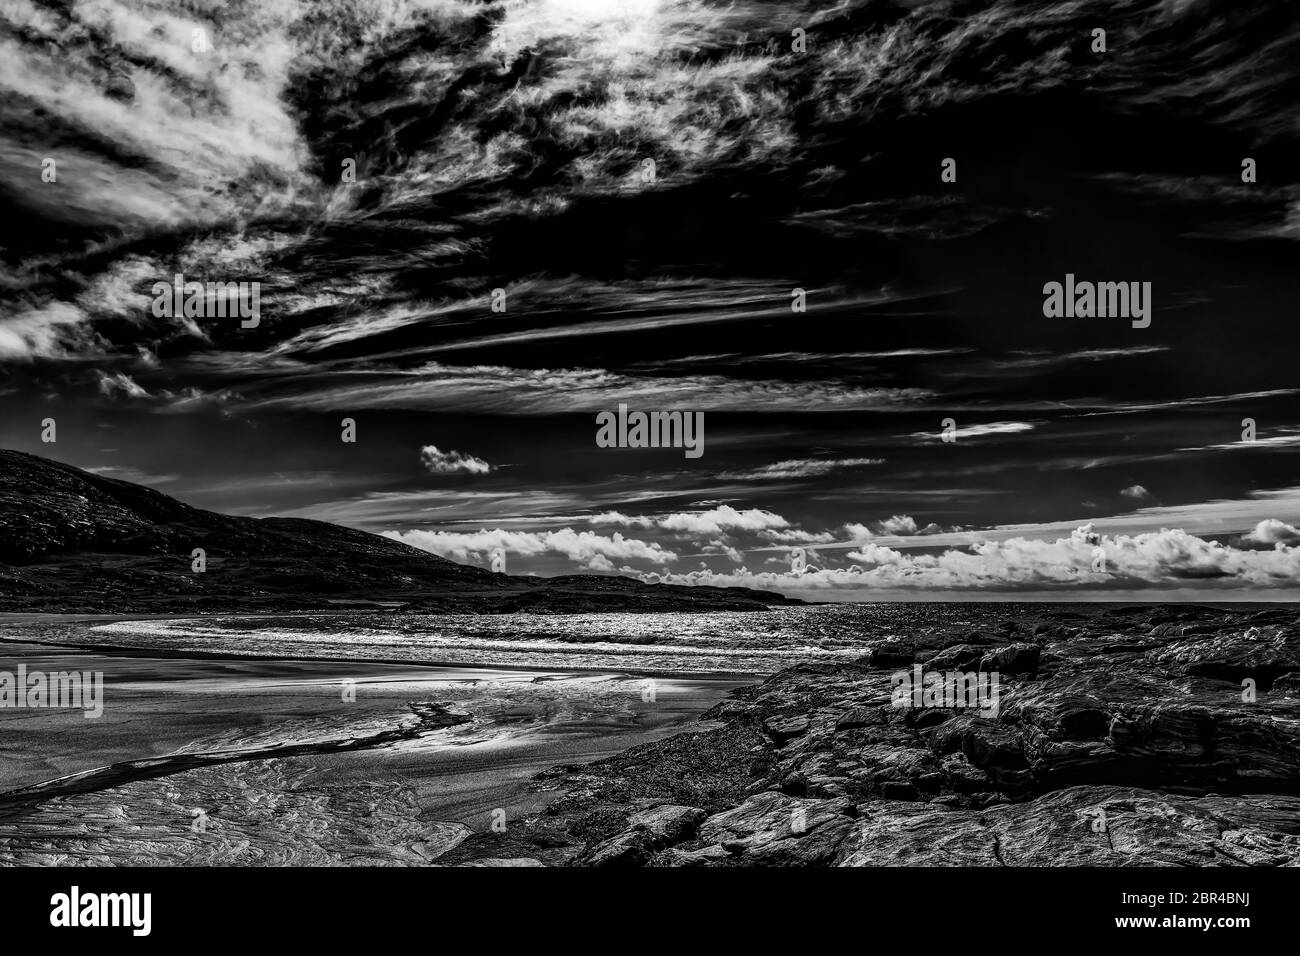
[6, 603, 1164, 676]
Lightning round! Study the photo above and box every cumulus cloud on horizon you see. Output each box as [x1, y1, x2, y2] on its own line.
[381, 509, 1300, 594]
[382, 526, 677, 570]
[1242, 518, 1300, 547]
[632, 523, 1300, 594]
[590, 505, 790, 535]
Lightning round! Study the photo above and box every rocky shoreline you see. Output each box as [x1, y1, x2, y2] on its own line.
[443, 604, 1300, 866]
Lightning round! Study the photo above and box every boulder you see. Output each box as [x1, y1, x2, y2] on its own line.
[698, 792, 856, 865]
[626, 804, 706, 845]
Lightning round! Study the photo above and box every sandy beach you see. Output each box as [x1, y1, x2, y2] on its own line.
[0, 627, 747, 865]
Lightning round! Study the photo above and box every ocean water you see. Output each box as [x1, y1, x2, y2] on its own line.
[7, 603, 1123, 675]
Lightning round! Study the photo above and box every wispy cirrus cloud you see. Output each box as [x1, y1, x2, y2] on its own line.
[230, 362, 932, 415]
[909, 421, 1035, 442]
[717, 457, 883, 480]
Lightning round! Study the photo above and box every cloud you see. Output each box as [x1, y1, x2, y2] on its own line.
[842, 522, 874, 545]
[419, 445, 493, 476]
[911, 421, 1035, 442]
[761, 528, 837, 545]
[84, 465, 179, 485]
[701, 540, 745, 563]
[95, 371, 150, 399]
[718, 457, 883, 480]
[592, 505, 790, 536]
[1120, 485, 1153, 500]
[0, 301, 88, 360]
[637, 523, 1300, 593]
[236, 360, 933, 416]
[585, 554, 616, 572]
[1080, 390, 1299, 418]
[383, 527, 677, 566]
[588, 510, 655, 529]
[1242, 519, 1300, 547]
[1181, 427, 1300, 452]
[878, 514, 918, 536]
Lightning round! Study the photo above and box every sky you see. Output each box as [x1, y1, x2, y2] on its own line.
[2, 0, 1299, 600]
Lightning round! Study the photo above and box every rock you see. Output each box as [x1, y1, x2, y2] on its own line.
[907, 707, 952, 729]
[626, 805, 706, 845]
[916, 772, 945, 791]
[881, 781, 920, 801]
[660, 844, 729, 866]
[847, 742, 938, 785]
[868, 643, 917, 668]
[461, 858, 545, 867]
[698, 792, 856, 864]
[410, 822, 472, 862]
[777, 771, 808, 795]
[837, 786, 1300, 866]
[920, 644, 985, 670]
[835, 706, 884, 731]
[939, 753, 990, 793]
[764, 715, 811, 744]
[708, 700, 759, 720]
[582, 830, 655, 867]
[1272, 672, 1300, 696]
[805, 775, 851, 799]
[1150, 627, 1300, 684]
[440, 605, 1300, 867]
[979, 643, 1041, 675]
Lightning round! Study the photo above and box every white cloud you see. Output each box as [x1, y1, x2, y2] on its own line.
[701, 539, 745, 563]
[1182, 427, 1300, 452]
[382, 527, 676, 566]
[638, 523, 1300, 593]
[718, 457, 883, 480]
[0, 301, 87, 360]
[658, 505, 790, 535]
[911, 421, 1034, 441]
[96, 371, 150, 399]
[239, 359, 932, 415]
[761, 528, 837, 544]
[878, 514, 918, 536]
[842, 522, 874, 545]
[1120, 485, 1153, 500]
[591, 505, 790, 535]
[1242, 519, 1300, 547]
[419, 445, 493, 476]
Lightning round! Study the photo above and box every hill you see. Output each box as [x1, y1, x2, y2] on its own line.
[0, 450, 797, 614]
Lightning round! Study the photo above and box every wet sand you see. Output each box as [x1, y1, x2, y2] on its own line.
[0, 637, 747, 864]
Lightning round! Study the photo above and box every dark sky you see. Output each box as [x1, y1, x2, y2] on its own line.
[2, 0, 1299, 599]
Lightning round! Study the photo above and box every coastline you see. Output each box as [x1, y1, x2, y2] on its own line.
[0, 628, 751, 865]
[5, 604, 1297, 866]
